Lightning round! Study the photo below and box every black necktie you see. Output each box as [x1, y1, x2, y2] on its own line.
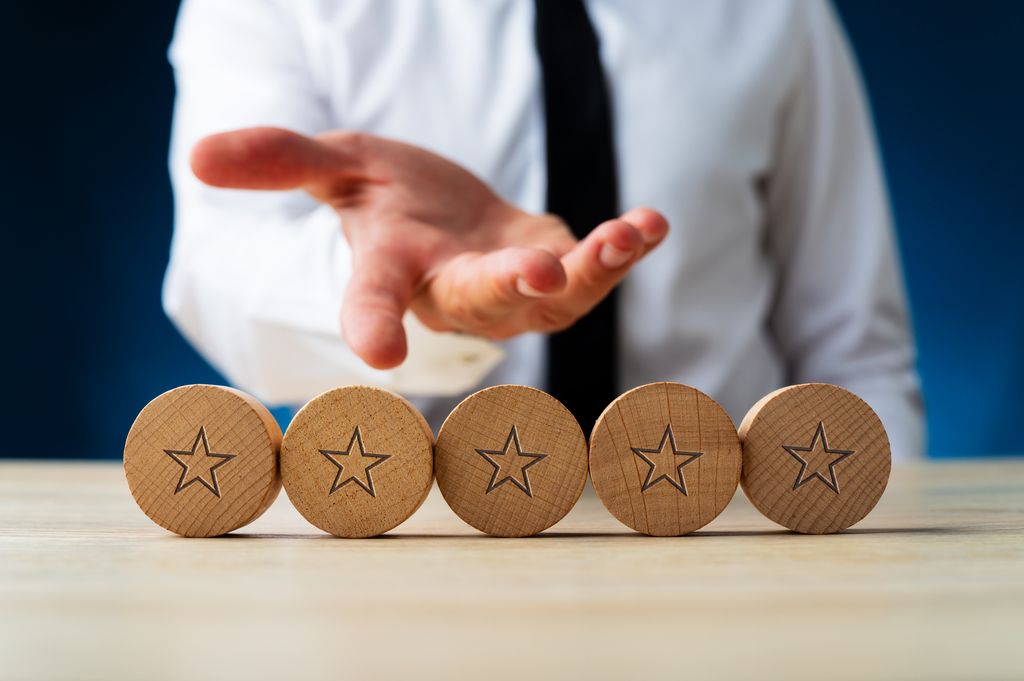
[535, 0, 620, 434]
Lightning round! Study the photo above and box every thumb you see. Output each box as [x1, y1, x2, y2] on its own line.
[190, 127, 368, 191]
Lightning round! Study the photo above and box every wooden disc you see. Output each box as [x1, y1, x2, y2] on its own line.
[123, 384, 283, 537]
[589, 382, 741, 536]
[739, 383, 891, 534]
[435, 385, 588, 537]
[281, 386, 434, 538]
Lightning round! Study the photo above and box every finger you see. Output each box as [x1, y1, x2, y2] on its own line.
[619, 207, 670, 255]
[544, 217, 647, 321]
[341, 250, 418, 369]
[190, 127, 368, 190]
[428, 247, 567, 330]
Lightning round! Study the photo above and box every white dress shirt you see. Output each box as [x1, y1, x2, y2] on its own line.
[164, 0, 925, 458]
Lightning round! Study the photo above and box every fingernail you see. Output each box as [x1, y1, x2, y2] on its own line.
[599, 243, 633, 269]
[516, 276, 548, 298]
[641, 227, 663, 244]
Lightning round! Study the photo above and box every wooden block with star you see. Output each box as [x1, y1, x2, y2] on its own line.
[123, 384, 283, 537]
[434, 385, 588, 537]
[738, 383, 891, 534]
[589, 382, 742, 536]
[280, 385, 434, 538]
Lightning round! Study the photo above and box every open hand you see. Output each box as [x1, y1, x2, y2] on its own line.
[191, 127, 668, 369]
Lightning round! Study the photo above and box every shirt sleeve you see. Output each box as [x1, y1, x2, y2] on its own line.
[763, 1, 926, 459]
[164, 0, 504, 406]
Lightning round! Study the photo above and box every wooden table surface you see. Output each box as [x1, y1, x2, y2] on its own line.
[1, 459, 1022, 681]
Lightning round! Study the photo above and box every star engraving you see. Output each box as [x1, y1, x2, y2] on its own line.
[476, 426, 548, 497]
[320, 426, 392, 497]
[632, 425, 703, 494]
[782, 421, 856, 494]
[164, 426, 236, 498]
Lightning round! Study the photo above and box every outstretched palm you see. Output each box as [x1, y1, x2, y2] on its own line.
[192, 127, 668, 368]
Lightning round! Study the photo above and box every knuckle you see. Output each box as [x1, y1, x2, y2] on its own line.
[534, 305, 577, 333]
[574, 266, 608, 292]
[318, 130, 372, 163]
[445, 296, 494, 329]
[332, 130, 370, 152]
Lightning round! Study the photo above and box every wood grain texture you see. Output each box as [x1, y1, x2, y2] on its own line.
[589, 382, 741, 535]
[739, 383, 891, 534]
[123, 384, 282, 537]
[3, 460, 1023, 681]
[435, 384, 588, 537]
[281, 385, 433, 538]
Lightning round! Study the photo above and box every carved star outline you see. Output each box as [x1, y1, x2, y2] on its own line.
[782, 421, 856, 494]
[632, 425, 703, 494]
[164, 426, 236, 498]
[320, 426, 392, 497]
[476, 425, 548, 497]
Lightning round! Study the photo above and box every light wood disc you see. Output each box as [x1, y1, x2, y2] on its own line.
[123, 384, 282, 537]
[589, 382, 741, 536]
[280, 385, 434, 538]
[739, 383, 891, 534]
[435, 385, 588, 537]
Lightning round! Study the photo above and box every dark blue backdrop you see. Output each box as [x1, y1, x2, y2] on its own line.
[3, 2, 1021, 458]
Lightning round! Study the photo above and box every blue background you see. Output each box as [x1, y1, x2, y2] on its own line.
[3, 2, 1021, 458]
